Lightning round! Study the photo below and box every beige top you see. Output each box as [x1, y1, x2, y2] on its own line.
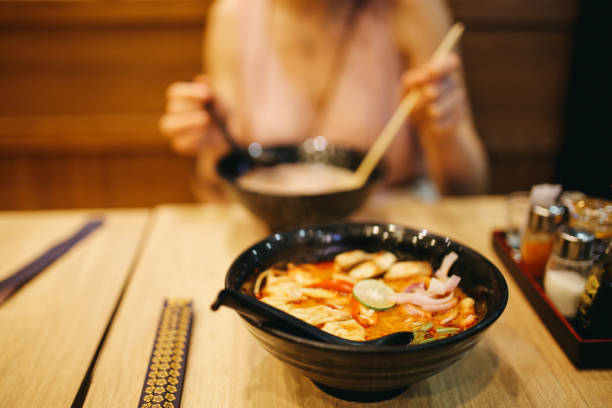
[235, 0, 419, 183]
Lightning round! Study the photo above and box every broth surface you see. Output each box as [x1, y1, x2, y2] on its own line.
[237, 162, 356, 195]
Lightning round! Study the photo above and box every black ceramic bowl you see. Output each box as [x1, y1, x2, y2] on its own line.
[221, 222, 508, 402]
[216, 145, 384, 230]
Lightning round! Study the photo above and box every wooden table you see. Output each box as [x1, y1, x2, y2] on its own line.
[1, 194, 610, 407]
[0, 209, 149, 407]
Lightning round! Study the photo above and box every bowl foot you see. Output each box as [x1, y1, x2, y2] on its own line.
[312, 381, 409, 402]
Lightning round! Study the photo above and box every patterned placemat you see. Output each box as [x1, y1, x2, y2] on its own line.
[138, 299, 193, 408]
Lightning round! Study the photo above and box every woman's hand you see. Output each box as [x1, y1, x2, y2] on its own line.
[401, 52, 467, 138]
[159, 75, 216, 155]
[400, 52, 488, 194]
[160, 75, 231, 201]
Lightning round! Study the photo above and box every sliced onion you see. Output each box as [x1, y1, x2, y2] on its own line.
[403, 303, 426, 316]
[434, 252, 458, 280]
[402, 282, 425, 293]
[389, 291, 453, 305]
[445, 275, 461, 293]
[421, 297, 458, 312]
[427, 278, 447, 295]
[428, 275, 461, 296]
[412, 292, 454, 305]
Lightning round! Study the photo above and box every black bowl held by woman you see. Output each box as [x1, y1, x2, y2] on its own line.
[216, 143, 384, 231]
[212, 222, 508, 402]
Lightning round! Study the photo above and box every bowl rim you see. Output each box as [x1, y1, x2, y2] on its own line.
[225, 221, 509, 353]
[216, 144, 385, 199]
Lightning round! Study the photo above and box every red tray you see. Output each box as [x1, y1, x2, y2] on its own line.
[492, 230, 612, 369]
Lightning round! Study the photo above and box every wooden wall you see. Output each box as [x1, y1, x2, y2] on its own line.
[0, 1, 211, 209]
[0, 0, 579, 209]
[454, 0, 579, 194]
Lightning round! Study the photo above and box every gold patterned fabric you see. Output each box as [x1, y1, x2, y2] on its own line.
[138, 299, 193, 408]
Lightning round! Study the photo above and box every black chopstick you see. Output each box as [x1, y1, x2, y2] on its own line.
[0, 218, 104, 305]
[138, 299, 193, 408]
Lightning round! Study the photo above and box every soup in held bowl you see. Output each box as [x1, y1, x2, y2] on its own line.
[216, 145, 384, 230]
[237, 162, 357, 196]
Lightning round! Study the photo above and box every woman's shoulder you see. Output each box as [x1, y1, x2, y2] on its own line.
[205, 0, 240, 48]
[390, 0, 453, 65]
[207, 0, 240, 21]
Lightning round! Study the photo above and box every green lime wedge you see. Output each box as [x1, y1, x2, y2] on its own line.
[353, 279, 396, 311]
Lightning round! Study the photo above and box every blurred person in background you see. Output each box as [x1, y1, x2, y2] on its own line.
[160, 0, 488, 200]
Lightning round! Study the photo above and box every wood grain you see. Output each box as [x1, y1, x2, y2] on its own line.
[0, 27, 204, 116]
[84, 196, 611, 407]
[0, 0, 211, 28]
[0, 208, 149, 407]
[0, 114, 166, 154]
[0, 154, 196, 210]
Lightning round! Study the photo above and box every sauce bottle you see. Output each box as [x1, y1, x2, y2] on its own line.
[543, 227, 595, 319]
[520, 204, 566, 280]
[576, 243, 612, 338]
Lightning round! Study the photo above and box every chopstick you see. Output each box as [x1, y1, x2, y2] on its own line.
[0, 218, 104, 305]
[351, 22, 465, 187]
[138, 299, 193, 408]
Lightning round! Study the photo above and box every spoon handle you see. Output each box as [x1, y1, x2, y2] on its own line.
[211, 289, 351, 344]
[212, 289, 417, 346]
[211, 289, 275, 327]
[204, 101, 244, 153]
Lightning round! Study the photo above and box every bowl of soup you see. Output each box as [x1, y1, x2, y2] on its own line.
[216, 144, 384, 230]
[215, 222, 508, 402]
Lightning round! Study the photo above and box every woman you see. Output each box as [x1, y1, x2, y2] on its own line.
[160, 0, 488, 198]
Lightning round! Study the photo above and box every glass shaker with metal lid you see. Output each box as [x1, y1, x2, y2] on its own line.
[568, 197, 612, 259]
[543, 227, 595, 319]
[520, 204, 566, 279]
[576, 243, 612, 338]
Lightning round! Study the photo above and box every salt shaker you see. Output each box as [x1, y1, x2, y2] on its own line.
[543, 227, 595, 319]
[520, 204, 566, 279]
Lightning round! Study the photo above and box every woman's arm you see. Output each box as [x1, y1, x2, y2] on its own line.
[392, 0, 489, 194]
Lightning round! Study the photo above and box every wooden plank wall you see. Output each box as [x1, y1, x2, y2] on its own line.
[454, 0, 579, 194]
[0, 0, 579, 209]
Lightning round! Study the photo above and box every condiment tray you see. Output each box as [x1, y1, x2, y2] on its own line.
[493, 230, 612, 368]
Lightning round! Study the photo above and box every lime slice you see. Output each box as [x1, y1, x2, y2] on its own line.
[353, 279, 396, 311]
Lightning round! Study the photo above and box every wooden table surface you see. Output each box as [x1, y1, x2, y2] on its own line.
[1, 194, 610, 407]
[0, 209, 150, 407]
